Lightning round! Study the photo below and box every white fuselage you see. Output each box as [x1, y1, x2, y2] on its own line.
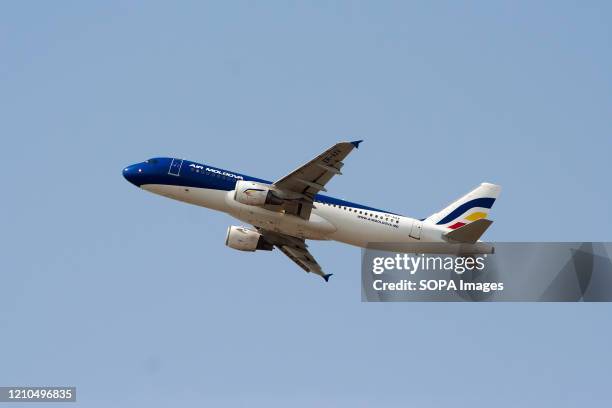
[142, 184, 451, 250]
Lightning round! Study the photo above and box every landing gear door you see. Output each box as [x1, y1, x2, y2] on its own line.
[168, 158, 183, 176]
[409, 220, 422, 240]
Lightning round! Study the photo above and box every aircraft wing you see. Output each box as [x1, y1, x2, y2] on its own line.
[273, 140, 363, 219]
[257, 228, 332, 281]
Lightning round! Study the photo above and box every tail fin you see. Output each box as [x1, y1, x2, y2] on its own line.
[425, 182, 501, 230]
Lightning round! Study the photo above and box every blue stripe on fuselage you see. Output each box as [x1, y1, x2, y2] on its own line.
[135, 157, 397, 215]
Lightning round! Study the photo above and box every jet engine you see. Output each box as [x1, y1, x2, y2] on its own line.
[234, 180, 284, 206]
[225, 226, 273, 251]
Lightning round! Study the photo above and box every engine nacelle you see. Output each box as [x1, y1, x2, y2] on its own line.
[225, 226, 273, 252]
[234, 180, 284, 207]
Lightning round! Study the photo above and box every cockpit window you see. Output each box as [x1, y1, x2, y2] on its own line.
[145, 159, 158, 164]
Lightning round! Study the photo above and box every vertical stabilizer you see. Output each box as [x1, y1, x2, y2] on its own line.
[425, 183, 501, 230]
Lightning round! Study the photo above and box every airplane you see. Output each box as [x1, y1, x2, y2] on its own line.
[123, 141, 501, 281]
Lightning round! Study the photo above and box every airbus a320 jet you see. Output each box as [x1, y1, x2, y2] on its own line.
[123, 141, 501, 281]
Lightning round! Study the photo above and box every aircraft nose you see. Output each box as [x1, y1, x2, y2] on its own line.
[122, 164, 144, 187]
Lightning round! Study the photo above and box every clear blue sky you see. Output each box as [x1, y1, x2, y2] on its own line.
[1, 1, 611, 407]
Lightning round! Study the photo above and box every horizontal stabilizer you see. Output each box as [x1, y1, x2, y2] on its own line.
[444, 219, 493, 244]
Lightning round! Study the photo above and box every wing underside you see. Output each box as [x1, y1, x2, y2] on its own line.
[257, 228, 332, 281]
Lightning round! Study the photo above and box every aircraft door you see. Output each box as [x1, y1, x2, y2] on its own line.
[168, 158, 183, 176]
[409, 220, 422, 240]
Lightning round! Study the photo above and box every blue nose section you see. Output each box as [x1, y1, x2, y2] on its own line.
[123, 165, 144, 187]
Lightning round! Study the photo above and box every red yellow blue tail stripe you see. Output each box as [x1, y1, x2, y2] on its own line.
[436, 198, 495, 229]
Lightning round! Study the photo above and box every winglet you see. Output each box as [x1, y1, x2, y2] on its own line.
[323, 273, 334, 282]
[350, 140, 363, 149]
